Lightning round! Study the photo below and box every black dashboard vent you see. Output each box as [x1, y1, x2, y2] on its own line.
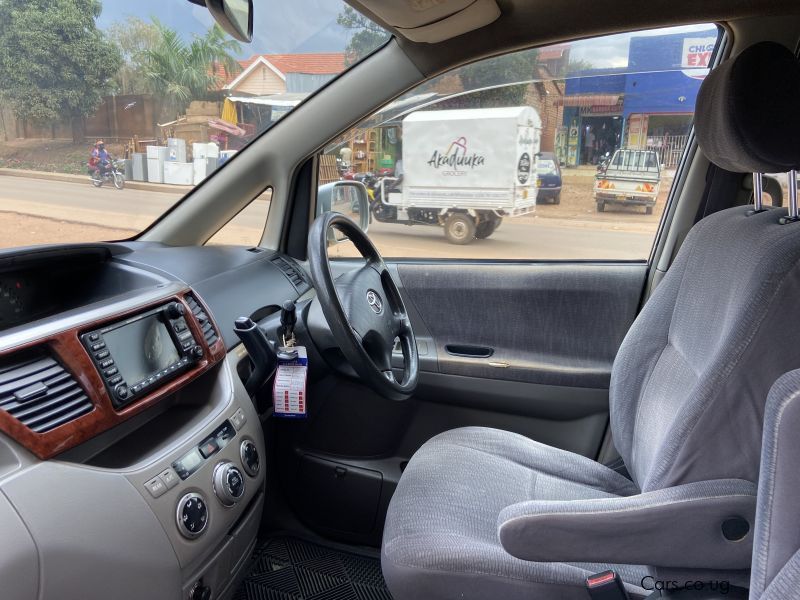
[271, 255, 307, 289]
[185, 293, 219, 347]
[0, 351, 93, 433]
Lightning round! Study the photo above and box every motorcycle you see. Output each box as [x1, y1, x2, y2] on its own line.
[596, 151, 612, 176]
[90, 159, 125, 190]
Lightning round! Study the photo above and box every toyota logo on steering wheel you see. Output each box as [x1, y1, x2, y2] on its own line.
[366, 289, 383, 314]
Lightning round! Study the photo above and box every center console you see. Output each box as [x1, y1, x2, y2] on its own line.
[0, 283, 267, 600]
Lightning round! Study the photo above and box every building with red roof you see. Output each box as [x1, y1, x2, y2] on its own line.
[220, 53, 346, 96]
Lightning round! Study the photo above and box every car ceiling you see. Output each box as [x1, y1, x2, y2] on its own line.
[348, 0, 800, 76]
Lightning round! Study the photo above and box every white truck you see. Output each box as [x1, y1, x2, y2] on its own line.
[594, 148, 661, 214]
[373, 106, 541, 244]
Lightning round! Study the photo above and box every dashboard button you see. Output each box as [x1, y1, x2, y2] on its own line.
[199, 438, 219, 458]
[88, 333, 100, 342]
[90, 342, 106, 351]
[166, 302, 185, 319]
[230, 408, 246, 430]
[104, 367, 118, 377]
[159, 468, 179, 489]
[108, 375, 123, 385]
[95, 350, 110, 360]
[115, 385, 129, 400]
[100, 359, 114, 369]
[144, 476, 167, 498]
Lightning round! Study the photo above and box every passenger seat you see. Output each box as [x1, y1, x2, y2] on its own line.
[750, 370, 800, 599]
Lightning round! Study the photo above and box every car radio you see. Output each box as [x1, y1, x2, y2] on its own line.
[81, 301, 204, 409]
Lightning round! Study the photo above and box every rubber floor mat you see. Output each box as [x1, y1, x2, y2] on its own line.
[234, 536, 393, 600]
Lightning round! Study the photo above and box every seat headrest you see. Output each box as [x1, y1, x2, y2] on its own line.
[695, 41, 800, 173]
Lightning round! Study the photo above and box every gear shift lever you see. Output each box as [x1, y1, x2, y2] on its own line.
[280, 300, 297, 345]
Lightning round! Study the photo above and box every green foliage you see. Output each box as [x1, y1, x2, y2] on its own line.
[337, 6, 389, 66]
[142, 20, 242, 120]
[0, 0, 122, 138]
[565, 59, 595, 75]
[106, 16, 161, 95]
[455, 48, 539, 107]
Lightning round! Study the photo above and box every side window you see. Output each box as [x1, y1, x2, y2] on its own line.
[317, 25, 720, 260]
[205, 188, 272, 246]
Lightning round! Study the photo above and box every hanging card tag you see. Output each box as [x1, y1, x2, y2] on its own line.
[273, 346, 308, 418]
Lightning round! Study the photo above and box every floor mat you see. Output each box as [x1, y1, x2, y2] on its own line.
[234, 536, 393, 600]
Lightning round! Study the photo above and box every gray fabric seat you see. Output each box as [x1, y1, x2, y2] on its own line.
[383, 42, 800, 600]
[750, 371, 800, 600]
[382, 427, 648, 599]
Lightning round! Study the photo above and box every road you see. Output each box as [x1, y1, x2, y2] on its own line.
[0, 174, 658, 259]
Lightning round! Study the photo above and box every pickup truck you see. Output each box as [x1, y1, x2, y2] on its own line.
[594, 148, 661, 214]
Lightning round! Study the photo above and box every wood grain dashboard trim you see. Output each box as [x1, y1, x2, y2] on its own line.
[0, 290, 226, 460]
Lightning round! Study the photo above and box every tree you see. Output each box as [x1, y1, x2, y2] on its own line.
[453, 48, 540, 108]
[565, 59, 595, 76]
[142, 20, 242, 121]
[0, 0, 122, 142]
[337, 6, 390, 66]
[106, 17, 161, 95]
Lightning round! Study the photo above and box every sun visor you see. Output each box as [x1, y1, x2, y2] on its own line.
[350, 0, 500, 43]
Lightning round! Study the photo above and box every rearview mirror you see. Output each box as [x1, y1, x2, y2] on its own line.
[205, 0, 253, 42]
[317, 181, 370, 243]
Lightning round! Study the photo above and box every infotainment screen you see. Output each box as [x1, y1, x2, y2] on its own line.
[103, 314, 181, 386]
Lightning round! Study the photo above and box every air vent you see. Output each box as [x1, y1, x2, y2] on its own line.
[185, 293, 219, 347]
[271, 255, 307, 289]
[0, 351, 93, 433]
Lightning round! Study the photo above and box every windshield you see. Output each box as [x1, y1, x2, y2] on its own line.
[0, 0, 387, 248]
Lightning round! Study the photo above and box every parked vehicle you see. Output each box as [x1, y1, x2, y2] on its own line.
[90, 159, 125, 190]
[536, 151, 562, 204]
[594, 148, 660, 214]
[372, 106, 541, 244]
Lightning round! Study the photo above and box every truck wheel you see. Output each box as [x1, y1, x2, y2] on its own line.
[476, 219, 500, 239]
[596, 201, 605, 212]
[645, 205, 654, 215]
[552, 192, 561, 205]
[444, 213, 476, 244]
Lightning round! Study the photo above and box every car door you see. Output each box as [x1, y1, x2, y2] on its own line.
[276, 25, 720, 547]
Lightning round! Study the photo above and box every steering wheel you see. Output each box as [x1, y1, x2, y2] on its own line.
[308, 212, 418, 401]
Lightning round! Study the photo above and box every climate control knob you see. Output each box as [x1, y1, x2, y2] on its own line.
[212, 461, 245, 506]
[240, 439, 260, 477]
[177, 492, 208, 539]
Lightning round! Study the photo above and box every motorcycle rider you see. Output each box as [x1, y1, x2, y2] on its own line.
[88, 140, 111, 179]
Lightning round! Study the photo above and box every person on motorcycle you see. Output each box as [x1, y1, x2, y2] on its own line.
[88, 140, 111, 179]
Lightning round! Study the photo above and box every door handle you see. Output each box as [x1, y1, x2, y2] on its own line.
[445, 344, 494, 358]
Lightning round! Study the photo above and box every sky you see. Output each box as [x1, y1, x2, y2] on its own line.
[569, 24, 718, 68]
[96, 3, 715, 70]
[98, 0, 354, 58]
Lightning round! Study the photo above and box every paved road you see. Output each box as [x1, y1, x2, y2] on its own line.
[0, 174, 656, 259]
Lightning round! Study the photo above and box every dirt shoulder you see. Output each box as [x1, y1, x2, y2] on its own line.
[0, 211, 136, 248]
[0, 139, 127, 175]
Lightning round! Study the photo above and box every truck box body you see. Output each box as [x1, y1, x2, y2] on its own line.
[396, 106, 541, 214]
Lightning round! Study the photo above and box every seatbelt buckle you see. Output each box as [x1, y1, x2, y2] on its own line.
[585, 570, 630, 600]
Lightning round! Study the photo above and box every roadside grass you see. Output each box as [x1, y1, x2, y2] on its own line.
[0, 139, 125, 175]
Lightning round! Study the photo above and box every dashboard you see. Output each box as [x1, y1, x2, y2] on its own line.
[0, 241, 313, 600]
